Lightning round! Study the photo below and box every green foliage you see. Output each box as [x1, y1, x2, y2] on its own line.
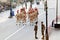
[29, 0, 33, 2]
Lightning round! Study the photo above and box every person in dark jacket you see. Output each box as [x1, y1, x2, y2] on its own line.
[8, 5, 13, 18]
[34, 21, 38, 39]
[41, 22, 45, 40]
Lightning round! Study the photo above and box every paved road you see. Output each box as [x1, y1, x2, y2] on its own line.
[0, 0, 60, 40]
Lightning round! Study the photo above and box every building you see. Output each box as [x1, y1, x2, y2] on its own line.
[0, 0, 8, 2]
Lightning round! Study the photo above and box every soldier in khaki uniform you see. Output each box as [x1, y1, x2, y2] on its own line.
[34, 8, 38, 22]
[34, 21, 38, 39]
[41, 22, 45, 40]
[22, 9, 26, 23]
[16, 10, 20, 23]
[28, 7, 34, 23]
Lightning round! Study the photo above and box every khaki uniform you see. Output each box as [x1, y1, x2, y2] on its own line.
[41, 23, 45, 39]
[16, 13, 20, 23]
[21, 11, 26, 23]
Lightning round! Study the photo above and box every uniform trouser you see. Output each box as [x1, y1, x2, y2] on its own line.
[35, 31, 37, 38]
[10, 12, 12, 17]
[42, 31, 44, 39]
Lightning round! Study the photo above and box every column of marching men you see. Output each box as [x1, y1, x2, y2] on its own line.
[15, 1, 47, 40]
[15, 8, 27, 25]
[15, 7, 45, 40]
[15, 7, 46, 40]
[28, 7, 38, 25]
[15, 7, 38, 26]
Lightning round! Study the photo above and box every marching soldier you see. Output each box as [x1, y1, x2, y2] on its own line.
[28, 7, 34, 23]
[16, 10, 20, 25]
[41, 22, 45, 40]
[34, 8, 39, 22]
[34, 21, 38, 39]
[20, 8, 26, 23]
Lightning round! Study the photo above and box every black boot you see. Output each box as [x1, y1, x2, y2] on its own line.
[8, 16, 12, 18]
[35, 37, 38, 39]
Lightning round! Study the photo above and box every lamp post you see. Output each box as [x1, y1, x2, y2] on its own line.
[44, 0, 49, 40]
[56, 0, 58, 24]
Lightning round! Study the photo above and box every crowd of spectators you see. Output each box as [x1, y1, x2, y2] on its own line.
[0, 1, 17, 13]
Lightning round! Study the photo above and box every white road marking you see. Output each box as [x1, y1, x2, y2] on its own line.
[4, 26, 25, 40]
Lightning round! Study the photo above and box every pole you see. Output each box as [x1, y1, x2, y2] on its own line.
[56, 0, 58, 24]
[30, 0, 32, 8]
[45, 0, 49, 40]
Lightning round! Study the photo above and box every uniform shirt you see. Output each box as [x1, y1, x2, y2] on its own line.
[16, 13, 20, 18]
[41, 24, 45, 32]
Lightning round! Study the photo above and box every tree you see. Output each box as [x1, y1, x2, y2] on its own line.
[29, 0, 33, 8]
